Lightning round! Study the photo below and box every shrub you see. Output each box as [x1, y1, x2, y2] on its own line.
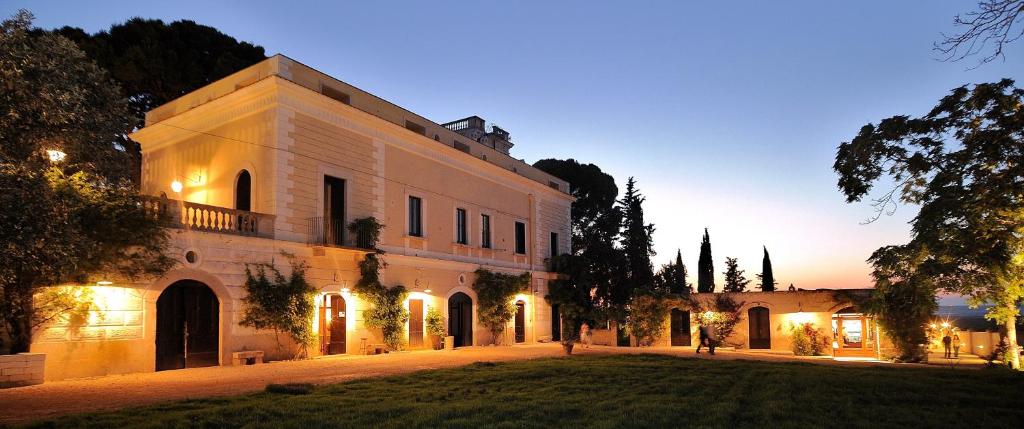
[425, 306, 446, 349]
[626, 292, 669, 346]
[472, 269, 530, 345]
[240, 254, 317, 359]
[790, 322, 828, 356]
[693, 295, 744, 343]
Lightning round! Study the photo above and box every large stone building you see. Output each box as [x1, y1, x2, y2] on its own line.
[30, 55, 573, 381]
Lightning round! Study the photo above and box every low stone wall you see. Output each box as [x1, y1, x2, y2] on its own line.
[0, 353, 45, 388]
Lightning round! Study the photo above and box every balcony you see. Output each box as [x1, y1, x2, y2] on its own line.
[307, 217, 376, 250]
[142, 196, 275, 238]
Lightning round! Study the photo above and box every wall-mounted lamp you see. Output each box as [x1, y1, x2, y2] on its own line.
[170, 180, 183, 193]
[96, 280, 113, 286]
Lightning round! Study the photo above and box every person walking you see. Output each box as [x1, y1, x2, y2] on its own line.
[706, 323, 718, 355]
[942, 333, 952, 358]
[952, 333, 961, 358]
[696, 325, 708, 354]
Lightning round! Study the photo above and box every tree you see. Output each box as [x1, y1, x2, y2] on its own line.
[655, 250, 690, 295]
[0, 11, 174, 354]
[240, 255, 317, 358]
[834, 79, 1024, 369]
[546, 254, 597, 354]
[533, 159, 619, 254]
[48, 18, 267, 180]
[935, 0, 1024, 66]
[697, 229, 715, 293]
[722, 257, 750, 293]
[534, 158, 626, 314]
[862, 246, 938, 362]
[757, 246, 777, 292]
[618, 177, 656, 297]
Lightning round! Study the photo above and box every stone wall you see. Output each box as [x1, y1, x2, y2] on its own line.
[0, 353, 44, 388]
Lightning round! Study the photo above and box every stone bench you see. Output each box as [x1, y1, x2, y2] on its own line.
[231, 350, 264, 366]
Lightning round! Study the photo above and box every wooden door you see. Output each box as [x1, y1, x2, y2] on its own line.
[671, 309, 691, 346]
[156, 281, 219, 371]
[409, 299, 424, 348]
[448, 293, 473, 347]
[515, 301, 526, 343]
[748, 307, 771, 349]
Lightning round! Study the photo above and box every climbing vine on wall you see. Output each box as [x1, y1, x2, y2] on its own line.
[240, 252, 318, 359]
[472, 268, 531, 345]
[349, 217, 409, 350]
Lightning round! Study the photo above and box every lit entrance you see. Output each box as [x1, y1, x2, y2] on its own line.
[670, 309, 691, 346]
[832, 307, 876, 357]
[448, 292, 473, 347]
[319, 294, 347, 355]
[514, 300, 526, 343]
[409, 299, 424, 348]
[156, 280, 220, 371]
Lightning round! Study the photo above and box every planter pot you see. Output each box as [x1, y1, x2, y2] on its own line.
[0, 353, 45, 388]
[562, 342, 575, 355]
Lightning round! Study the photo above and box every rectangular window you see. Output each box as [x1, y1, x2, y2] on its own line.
[481, 214, 491, 248]
[550, 232, 559, 259]
[514, 221, 526, 255]
[455, 208, 468, 245]
[408, 196, 423, 237]
[454, 141, 471, 153]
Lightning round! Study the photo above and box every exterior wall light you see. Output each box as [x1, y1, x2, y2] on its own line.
[170, 180, 183, 193]
[424, 288, 432, 293]
[96, 280, 113, 285]
[46, 149, 67, 163]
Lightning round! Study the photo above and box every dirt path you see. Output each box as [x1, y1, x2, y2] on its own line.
[0, 344, 980, 425]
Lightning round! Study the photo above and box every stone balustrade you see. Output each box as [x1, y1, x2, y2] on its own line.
[142, 196, 275, 238]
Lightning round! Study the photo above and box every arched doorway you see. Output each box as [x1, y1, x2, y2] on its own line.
[156, 280, 220, 371]
[319, 294, 347, 355]
[448, 292, 473, 347]
[670, 309, 691, 346]
[514, 300, 526, 343]
[748, 306, 771, 349]
[235, 170, 252, 211]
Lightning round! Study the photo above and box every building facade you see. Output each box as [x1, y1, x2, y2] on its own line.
[592, 290, 890, 359]
[30, 55, 573, 381]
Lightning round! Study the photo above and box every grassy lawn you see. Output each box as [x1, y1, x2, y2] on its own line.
[24, 354, 1024, 428]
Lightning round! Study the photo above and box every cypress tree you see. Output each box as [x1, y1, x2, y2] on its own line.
[758, 246, 777, 292]
[618, 177, 655, 298]
[697, 228, 715, 293]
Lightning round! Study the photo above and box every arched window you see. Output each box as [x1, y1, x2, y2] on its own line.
[235, 170, 252, 211]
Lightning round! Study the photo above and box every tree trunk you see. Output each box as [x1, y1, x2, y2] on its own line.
[1004, 305, 1020, 370]
[8, 291, 34, 354]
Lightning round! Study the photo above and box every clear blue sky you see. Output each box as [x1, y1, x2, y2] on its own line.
[8, 1, 1022, 293]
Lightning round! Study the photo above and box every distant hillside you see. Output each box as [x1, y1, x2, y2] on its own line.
[936, 306, 1024, 332]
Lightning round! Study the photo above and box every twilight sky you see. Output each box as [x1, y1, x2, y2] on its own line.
[8, 1, 1023, 292]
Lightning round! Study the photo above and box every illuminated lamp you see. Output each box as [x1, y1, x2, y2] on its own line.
[97, 280, 113, 286]
[170, 180, 183, 193]
[46, 149, 67, 163]
[424, 288, 432, 293]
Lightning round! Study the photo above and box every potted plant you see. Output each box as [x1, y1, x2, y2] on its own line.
[425, 306, 446, 350]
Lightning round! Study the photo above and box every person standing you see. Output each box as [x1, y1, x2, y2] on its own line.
[952, 333, 961, 358]
[696, 325, 708, 354]
[580, 322, 592, 349]
[942, 333, 952, 358]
